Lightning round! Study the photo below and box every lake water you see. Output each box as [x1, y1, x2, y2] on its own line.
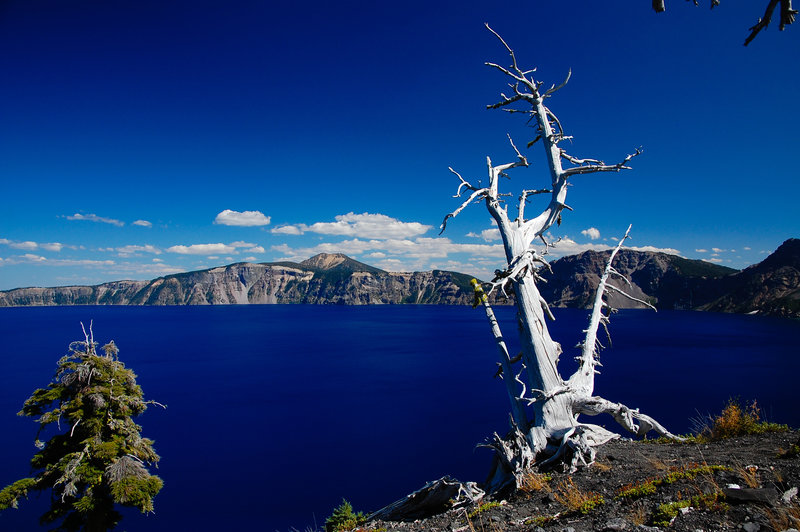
[0, 305, 798, 531]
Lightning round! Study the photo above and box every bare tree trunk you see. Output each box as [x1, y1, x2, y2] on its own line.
[442, 26, 680, 490]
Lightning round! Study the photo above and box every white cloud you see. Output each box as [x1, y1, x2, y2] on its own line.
[2, 254, 116, 267]
[305, 212, 431, 239]
[705, 258, 724, 263]
[242, 256, 259, 262]
[214, 209, 271, 227]
[10, 240, 38, 250]
[116, 245, 162, 256]
[165, 241, 262, 256]
[712, 247, 726, 253]
[743, 246, 751, 251]
[133, 220, 153, 227]
[695, 248, 708, 253]
[271, 225, 304, 235]
[479, 228, 500, 242]
[66, 213, 125, 227]
[272, 236, 505, 265]
[229, 241, 264, 253]
[167, 243, 237, 255]
[103, 261, 185, 277]
[627, 245, 681, 255]
[581, 227, 601, 240]
[0, 239, 67, 252]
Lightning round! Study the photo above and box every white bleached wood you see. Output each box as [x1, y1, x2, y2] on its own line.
[471, 279, 528, 429]
[442, 27, 678, 488]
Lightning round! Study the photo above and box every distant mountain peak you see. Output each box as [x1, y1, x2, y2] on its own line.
[760, 238, 800, 269]
[299, 253, 385, 274]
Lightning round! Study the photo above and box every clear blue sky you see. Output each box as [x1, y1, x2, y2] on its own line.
[1, 0, 798, 290]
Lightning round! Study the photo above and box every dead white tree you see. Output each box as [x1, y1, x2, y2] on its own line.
[442, 26, 681, 491]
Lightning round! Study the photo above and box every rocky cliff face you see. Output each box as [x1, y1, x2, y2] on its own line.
[0, 254, 477, 307]
[696, 238, 800, 318]
[2, 244, 797, 317]
[0, 280, 149, 307]
[537, 239, 800, 318]
[538, 249, 737, 310]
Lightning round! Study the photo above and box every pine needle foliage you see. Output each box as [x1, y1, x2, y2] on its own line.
[0, 325, 163, 532]
[325, 499, 367, 532]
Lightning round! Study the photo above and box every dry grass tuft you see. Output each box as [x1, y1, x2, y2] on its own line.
[735, 464, 761, 489]
[593, 461, 612, 472]
[645, 456, 671, 472]
[696, 399, 788, 441]
[764, 502, 800, 532]
[553, 477, 604, 515]
[518, 471, 552, 494]
[626, 501, 648, 526]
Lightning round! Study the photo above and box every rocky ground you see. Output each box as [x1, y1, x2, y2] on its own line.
[367, 431, 800, 532]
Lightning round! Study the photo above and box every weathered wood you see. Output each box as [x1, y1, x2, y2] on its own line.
[369, 477, 484, 521]
[471, 279, 528, 429]
[442, 26, 677, 486]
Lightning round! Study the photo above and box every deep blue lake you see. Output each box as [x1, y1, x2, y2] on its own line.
[0, 305, 798, 531]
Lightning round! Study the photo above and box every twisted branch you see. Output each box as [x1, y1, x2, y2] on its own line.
[561, 148, 643, 177]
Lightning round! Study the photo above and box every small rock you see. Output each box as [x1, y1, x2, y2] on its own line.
[635, 526, 661, 532]
[723, 487, 775, 505]
[491, 515, 501, 523]
[561, 528, 576, 532]
[604, 518, 629, 531]
[782, 486, 798, 503]
[727, 483, 742, 489]
[742, 522, 760, 532]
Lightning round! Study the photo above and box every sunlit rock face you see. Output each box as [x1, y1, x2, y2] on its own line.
[2, 242, 797, 318]
[0, 254, 479, 306]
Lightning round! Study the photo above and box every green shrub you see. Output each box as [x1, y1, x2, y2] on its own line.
[616, 464, 727, 501]
[325, 499, 367, 532]
[468, 500, 501, 518]
[651, 492, 727, 527]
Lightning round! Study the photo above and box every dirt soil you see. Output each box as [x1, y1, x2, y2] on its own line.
[368, 431, 800, 532]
